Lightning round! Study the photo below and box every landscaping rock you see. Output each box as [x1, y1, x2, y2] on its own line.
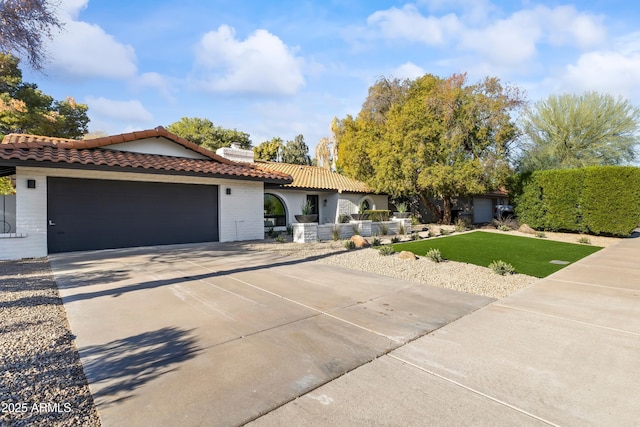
[398, 251, 417, 260]
[350, 235, 369, 248]
[518, 224, 536, 234]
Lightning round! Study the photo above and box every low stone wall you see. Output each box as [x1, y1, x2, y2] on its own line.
[294, 218, 411, 243]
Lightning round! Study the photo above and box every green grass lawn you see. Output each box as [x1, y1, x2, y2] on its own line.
[393, 231, 602, 278]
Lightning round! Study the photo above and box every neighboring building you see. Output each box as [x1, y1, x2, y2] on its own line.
[214, 146, 389, 229]
[0, 127, 292, 260]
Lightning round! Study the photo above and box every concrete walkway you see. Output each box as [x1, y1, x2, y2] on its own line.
[251, 236, 640, 426]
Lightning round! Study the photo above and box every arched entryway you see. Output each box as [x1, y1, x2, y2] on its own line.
[264, 193, 287, 227]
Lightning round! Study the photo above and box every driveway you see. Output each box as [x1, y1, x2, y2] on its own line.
[50, 242, 492, 426]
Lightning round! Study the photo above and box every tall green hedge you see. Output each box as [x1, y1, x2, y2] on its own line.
[510, 166, 640, 236]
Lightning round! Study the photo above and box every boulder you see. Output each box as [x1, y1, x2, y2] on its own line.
[398, 251, 417, 260]
[518, 223, 536, 234]
[350, 235, 369, 248]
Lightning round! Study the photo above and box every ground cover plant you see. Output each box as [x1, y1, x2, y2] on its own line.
[392, 231, 602, 277]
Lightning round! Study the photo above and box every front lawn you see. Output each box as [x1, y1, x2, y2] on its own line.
[392, 231, 602, 278]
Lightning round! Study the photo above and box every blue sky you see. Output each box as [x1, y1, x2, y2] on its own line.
[21, 0, 640, 155]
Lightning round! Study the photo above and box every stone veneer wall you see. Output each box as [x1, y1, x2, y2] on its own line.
[294, 218, 411, 243]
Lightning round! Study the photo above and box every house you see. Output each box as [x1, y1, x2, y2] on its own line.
[0, 127, 292, 260]
[213, 145, 388, 229]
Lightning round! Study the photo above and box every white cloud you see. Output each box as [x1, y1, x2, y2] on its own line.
[367, 5, 461, 45]
[86, 97, 154, 122]
[193, 25, 305, 95]
[391, 62, 425, 79]
[45, 0, 137, 79]
[133, 72, 176, 101]
[561, 51, 640, 98]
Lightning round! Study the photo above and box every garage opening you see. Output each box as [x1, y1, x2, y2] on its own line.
[47, 177, 219, 253]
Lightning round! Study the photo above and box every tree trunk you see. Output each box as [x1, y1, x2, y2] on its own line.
[418, 193, 439, 223]
[442, 197, 452, 225]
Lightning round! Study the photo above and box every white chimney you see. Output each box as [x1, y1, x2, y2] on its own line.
[216, 144, 255, 163]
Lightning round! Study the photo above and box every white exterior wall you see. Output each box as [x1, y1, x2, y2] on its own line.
[0, 166, 264, 260]
[103, 137, 209, 159]
[338, 193, 389, 216]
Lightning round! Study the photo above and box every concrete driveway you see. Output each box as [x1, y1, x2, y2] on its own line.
[50, 242, 492, 426]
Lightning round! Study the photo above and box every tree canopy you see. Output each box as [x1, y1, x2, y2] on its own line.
[336, 73, 525, 223]
[281, 134, 310, 165]
[517, 92, 640, 172]
[166, 117, 252, 152]
[0, 0, 62, 71]
[0, 53, 89, 138]
[254, 137, 283, 161]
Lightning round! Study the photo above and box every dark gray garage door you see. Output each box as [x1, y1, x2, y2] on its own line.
[47, 177, 219, 253]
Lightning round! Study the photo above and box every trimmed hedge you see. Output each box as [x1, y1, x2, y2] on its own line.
[511, 166, 640, 237]
[365, 210, 391, 221]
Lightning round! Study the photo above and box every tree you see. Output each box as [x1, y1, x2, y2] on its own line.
[0, 0, 63, 70]
[315, 137, 331, 169]
[337, 73, 525, 224]
[254, 137, 283, 161]
[0, 54, 89, 138]
[166, 117, 251, 152]
[517, 92, 640, 172]
[281, 134, 310, 165]
[0, 175, 15, 195]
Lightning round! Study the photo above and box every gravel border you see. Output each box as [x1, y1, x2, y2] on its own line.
[0, 259, 100, 427]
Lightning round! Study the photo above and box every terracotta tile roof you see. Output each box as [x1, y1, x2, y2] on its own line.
[0, 127, 293, 183]
[257, 161, 375, 193]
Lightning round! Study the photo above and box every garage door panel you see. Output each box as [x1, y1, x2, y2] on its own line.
[47, 177, 218, 253]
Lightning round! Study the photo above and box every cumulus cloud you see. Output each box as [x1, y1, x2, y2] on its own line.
[45, 0, 137, 79]
[86, 97, 154, 122]
[193, 25, 305, 95]
[367, 4, 461, 45]
[133, 72, 176, 101]
[364, 3, 606, 69]
[391, 62, 425, 79]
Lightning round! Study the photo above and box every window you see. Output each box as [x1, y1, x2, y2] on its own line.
[306, 195, 319, 215]
[264, 194, 287, 227]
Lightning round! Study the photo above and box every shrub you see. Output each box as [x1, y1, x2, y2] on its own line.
[339, 214, 351, 223]
[426, 248, 443, 263]
[398, 223, 406, 235]
[351, 224, 360, 235]
[286, 224, 293, 236]
[410, 232, 420, 241]
[577, 236, 591, 245]
[344, 240, 356, 250]
[454, 218, 467, 232]
[378, 223, 389, 236]
[427, 230, 435, 238]
[366, 210, 391, 221]
[535, 231, 546, 238]
[440, 228, 450, 236]
[332, 225, 340, 241]
[511, 166, 640, 236]
[498, 224, 512, 232]
[391, 236, 400, 243]
[266, 227, 278, 238]
[372, 237, 382, 246]
[489, 260, 515, 275]
[275, 235, 286, 243]
[411, 215, 421, 225]
[378, 245, 395, 256]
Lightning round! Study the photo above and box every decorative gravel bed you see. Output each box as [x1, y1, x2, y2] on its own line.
[246, 239, 537, 299]
[0, 259, 100, 427]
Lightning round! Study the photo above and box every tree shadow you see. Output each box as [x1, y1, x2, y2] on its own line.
[58, 243, 345, 303]
[80, 327, 201, 406]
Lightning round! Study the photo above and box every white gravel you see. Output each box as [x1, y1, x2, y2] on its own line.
[247, 238, 538, 299]
[0, 259, 100, 427]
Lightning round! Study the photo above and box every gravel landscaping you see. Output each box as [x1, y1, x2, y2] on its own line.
[0, 259, 100, 427]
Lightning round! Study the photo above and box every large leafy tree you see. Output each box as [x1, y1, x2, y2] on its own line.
[0, 54, 89, 138]
[337, 73, 524, 223]
[166, 117, 251, 152]
[281, 134, 310, 165]
[254, 137, 283, 161]
[517, 92, 640, 172]
[0, 0, 62, 70]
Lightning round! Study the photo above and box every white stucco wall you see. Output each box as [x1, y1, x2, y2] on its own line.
[103, 137, 209, 159]
[0, 166, 264, 260]
[265, 190, 388, 225]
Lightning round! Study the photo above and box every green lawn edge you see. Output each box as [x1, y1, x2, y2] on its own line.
[392, 230, 602, 278]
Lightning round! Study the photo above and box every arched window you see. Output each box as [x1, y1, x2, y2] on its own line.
[264, 194, 287, 227]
